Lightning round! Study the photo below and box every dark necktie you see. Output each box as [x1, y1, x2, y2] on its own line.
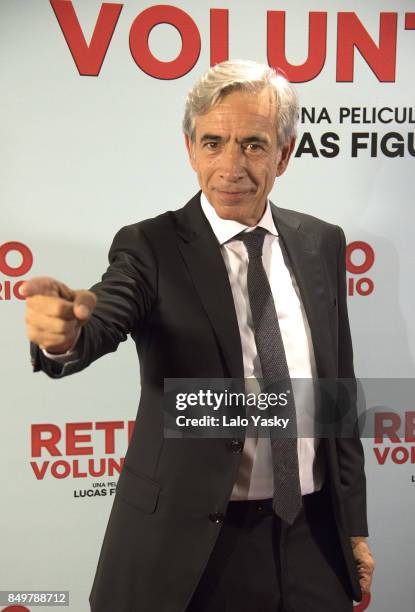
[239, 227, 302, 525]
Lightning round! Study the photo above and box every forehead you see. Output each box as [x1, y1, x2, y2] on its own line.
[194, 88, 278, 138]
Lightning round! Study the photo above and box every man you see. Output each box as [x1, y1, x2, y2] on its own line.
[24, 60, 374, 611]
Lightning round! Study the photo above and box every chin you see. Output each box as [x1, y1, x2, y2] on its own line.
[215, 205, 245, 222]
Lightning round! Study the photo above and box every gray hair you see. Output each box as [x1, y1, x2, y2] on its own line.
[183, 60, 299, 147]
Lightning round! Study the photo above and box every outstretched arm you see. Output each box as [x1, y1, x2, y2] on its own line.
[26, 223, 157, 378]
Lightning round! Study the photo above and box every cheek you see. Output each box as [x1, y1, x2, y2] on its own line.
[197, 161, 216, 183]
[250, 164, 274, 188]
[262, 162, 278, 186]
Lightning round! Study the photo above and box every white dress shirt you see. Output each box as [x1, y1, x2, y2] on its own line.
[200, 193, 324, 499]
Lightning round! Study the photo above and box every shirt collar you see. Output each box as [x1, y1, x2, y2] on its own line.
[200, 192, 279, 245]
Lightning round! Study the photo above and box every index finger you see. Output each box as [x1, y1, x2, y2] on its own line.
[21, 276, 74, 300]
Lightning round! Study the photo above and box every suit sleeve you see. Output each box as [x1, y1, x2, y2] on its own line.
[31, 223, 157, 379]
[335, 225, 369, 537]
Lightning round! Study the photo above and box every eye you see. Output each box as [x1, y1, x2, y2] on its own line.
[204, 142, 219, 150]
[245, 143, 262, 153]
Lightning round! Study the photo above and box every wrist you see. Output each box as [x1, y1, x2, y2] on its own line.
[42, 328, 81, 356]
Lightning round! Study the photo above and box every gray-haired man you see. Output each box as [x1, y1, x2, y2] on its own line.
[25, 60, 374, 611]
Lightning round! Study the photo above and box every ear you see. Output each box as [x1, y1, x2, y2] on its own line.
[276, 137, 296, 177]
[184, 133, 197, 172]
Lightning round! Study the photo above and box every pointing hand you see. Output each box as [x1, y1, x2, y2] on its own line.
[22, 276, 97, 354]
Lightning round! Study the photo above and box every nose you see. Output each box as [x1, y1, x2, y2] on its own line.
[218, 145, 246, 182]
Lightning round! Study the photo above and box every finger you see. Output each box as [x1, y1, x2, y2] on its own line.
[357, 557, 375, 572]
[72, 290, 97, 321]
[358, 568, 373, 593]
[26, 295, 76, 320]
[360, 577, 372, 594]
[21, 277, 74, 300]
[25, 318, 79, 348]
[26, 328, 76, 351]
[25, 310, 79, 336]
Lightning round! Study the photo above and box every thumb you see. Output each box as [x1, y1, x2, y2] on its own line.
[72, 290, 97, 322]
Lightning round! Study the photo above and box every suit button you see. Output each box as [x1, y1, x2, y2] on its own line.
[227, 438, 243, 453]
[209, 512, 224, 524]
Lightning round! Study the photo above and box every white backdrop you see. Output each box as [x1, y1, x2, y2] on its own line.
[1, 1, 414, 611]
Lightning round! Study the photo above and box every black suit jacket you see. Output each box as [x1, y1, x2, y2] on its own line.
[32, 192, 368, 611]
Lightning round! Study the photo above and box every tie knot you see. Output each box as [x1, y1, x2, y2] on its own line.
[238, 227, 267, 259]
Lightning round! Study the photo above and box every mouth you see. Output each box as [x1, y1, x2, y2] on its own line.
[215, 190, 250, 203]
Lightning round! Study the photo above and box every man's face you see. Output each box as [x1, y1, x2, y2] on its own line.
[185, 88, 295, 226]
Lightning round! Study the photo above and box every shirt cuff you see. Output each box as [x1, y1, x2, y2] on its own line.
[41, 328, 81, 362]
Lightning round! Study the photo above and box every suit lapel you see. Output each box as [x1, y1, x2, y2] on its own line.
[271, 203, 336, 377]
[174, 194, 244, 379]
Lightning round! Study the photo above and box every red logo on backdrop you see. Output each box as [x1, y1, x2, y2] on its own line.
[49, 0, 415, 82]
[353, 592, 371, 610]
[0, 241, 33, 301]
[373, 411, 415, 466]
[30, 420, 135, 480]
[2, 607, 31, 611]
[346, 241, 375, 297]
